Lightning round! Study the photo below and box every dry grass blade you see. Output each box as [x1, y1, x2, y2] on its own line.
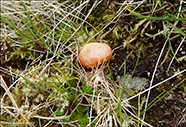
[0, 75, 32, 126]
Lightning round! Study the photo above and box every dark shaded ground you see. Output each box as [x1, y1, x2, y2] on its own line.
[110, 43, 186, 126]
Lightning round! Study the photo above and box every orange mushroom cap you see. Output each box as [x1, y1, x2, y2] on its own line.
[78, 43, 112, 68]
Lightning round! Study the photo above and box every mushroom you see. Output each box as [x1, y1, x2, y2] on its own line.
[78, 43, 112, 68]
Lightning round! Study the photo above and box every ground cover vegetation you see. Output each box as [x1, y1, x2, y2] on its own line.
[0, 0, 186, 126]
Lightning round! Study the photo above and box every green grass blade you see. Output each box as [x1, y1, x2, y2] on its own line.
[21, 1, 44, 43]
[127, 8, 166, 20]
[168, 21, 186, 37]
[167, 31, 180, 63]
[127, 8, 186, 21]
[54, 62, 74, 96]
[50, 67, 71, 95]
[58, 55, 86, 85]
[108, 65, 115, 84]
[141, 78, 186, 115]
[37, 77, 69, 100]
[120, 112, 143, 125]
[125, 44, 143, 88]
[12, 69, 59, 98]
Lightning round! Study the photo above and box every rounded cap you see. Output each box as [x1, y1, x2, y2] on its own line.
[78, 43, 112, 68]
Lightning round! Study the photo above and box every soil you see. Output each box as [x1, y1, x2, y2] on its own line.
[109, 34, 186, 126]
